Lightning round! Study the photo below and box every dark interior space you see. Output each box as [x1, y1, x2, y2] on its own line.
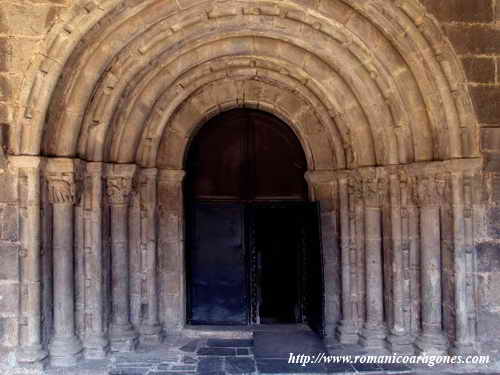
[255, 205, 301, 324]
[185, 109, 322, 331]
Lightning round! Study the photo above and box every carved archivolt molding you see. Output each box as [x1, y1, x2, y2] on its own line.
[14, 0, 480, 171]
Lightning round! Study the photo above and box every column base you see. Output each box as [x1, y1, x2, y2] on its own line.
[49, 336, 83, 367]
[449, 342, 477, 356]
[139, 324, 163, 345]
[386, 329, 415, 354]
[83, 335, 109, 359]
[110, 323, 138, 352]
[336, 320, 359, 344]
[415, 331, 448, 355]
[359, 323, 388, 353]
[16, 345, 48, 370]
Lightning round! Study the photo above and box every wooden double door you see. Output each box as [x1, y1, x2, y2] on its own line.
[186, 201, 324, 335]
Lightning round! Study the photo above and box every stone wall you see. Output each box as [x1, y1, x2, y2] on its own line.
[420, 0, 500, 167]
[0, 168, 20, 350]
[420, 0, 500, 357]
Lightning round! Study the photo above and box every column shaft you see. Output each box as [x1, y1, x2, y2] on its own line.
[53, 205, 77, 337]
[83, 163, 108, 358]
[111, 205, 132, 327]
[106, 165, 138, 352]
[450, 173, 474, 354]
[337, 177, 358, 343]
[158, 170, 185, 333]
[387, 174, 414, 353]
[139, 169, 162, 344]
[359, 177, 387, 352]
[416, 177, 447, 354]
[420, 207, 443, 330]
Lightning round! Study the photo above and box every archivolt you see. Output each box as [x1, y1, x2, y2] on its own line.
[14, 0, 480, 169]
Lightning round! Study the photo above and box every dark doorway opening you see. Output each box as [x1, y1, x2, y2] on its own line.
[184, 109, 324, 334]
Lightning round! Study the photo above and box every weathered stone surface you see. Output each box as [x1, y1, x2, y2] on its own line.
[0, 317, 18, 347]
[471, 86, 500, 125]
[0, 39, 8, 72]
[0, 283, 18, 315]
[444, 24, 500, 55]
[488, 208, 500, 239]
[421, 0, 494, 22]
[477, 242, 500, 272]
[0, 103, 11, 124]
[225, 357, 256, 374]
[206, 339, 253, 348]
[481, 128, 500, 152]
[0, 3, 59, 37]
[197, 357, 224, 372]
[0, 243, 18, 280]
[197, 348, 236, 356]
[462, 57, 496, 84]
[0, 76, 11, 102]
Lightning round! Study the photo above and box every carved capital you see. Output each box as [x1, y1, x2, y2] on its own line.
[106, 177, 134, 205]
[348, 175, 363, 201]
[363, 177, 388, 208]
[139, 168, 158, 184]
[47, 175, 78, 205]
[46, 158, 83, 205]
[416, 176, 442, 207]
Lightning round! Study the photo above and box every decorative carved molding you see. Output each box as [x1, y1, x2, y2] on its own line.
[106, 177, 134, 205]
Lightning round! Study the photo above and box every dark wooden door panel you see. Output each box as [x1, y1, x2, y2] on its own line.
[187, 202, 248, 325]
[186, 108, 307, 201]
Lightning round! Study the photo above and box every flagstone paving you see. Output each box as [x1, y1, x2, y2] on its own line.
[39, 334, 498, 375]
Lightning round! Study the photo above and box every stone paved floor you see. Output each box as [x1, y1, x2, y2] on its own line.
[35, 332, 499, 375]
[101, 336, 496, 375]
